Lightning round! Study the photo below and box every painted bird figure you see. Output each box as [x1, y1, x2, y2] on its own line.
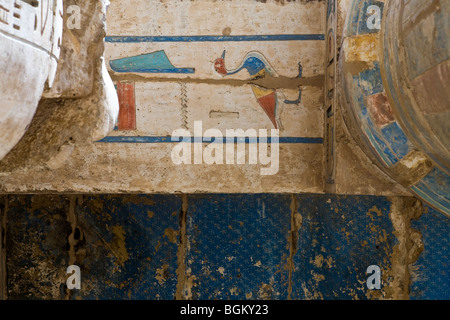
[214, 50, 302, 131]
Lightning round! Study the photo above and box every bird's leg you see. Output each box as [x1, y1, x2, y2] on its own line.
[283, 62, 303, 105]
[276, 118, 284, 132]
[284, 89, 302, 105]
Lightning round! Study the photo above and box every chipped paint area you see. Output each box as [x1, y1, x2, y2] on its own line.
[156, 264, 170, 285]
[343, 33, 379, 63]
[110, 226, 130, 267]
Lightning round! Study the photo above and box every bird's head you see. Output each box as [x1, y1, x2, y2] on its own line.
[214, 50, 227, 75]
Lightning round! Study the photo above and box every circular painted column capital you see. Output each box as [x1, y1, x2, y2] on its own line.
[339, 0, 450, 216]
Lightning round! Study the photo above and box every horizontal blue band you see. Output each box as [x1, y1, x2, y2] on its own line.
[105, 34, 325, 43]
[97, 136, 324, 144]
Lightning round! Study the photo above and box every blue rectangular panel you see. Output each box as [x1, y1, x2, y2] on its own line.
[185, 194, 292, 300]
[6, 195, 71, 300]
[291, 195, 396, 300]
[410, 205, 450, 300]
[75, 195, 181, 300]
